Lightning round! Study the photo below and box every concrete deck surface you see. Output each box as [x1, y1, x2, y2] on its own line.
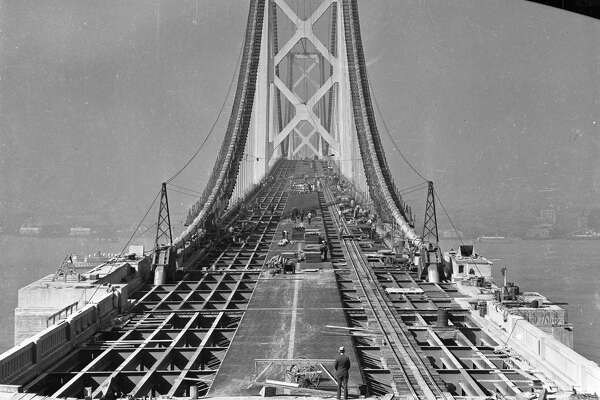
[210, 265, 363, 396]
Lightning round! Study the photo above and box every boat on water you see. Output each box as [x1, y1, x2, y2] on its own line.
[477, 235, 514, 242]
[567, 230, 600, 240]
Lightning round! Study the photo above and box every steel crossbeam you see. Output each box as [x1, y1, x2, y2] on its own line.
[129, 313, 202, 396]
[175, 274, 232, 312]
[166, 312, 225, 396]
[49, 313, 161, 397]
[89, 314, 176, 398]
[424, 328, 487, 397]
[417, 322, 523, 397]
[152, 281, 189, 311]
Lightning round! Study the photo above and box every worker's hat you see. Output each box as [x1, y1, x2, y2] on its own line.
[338, 346, 345, 352]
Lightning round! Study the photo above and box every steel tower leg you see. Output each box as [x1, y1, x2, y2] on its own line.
[250, 0, 271, 181]
[154, 182, 173, 249]
[153, 182, 173, 285]
[422, 181, 439, 246]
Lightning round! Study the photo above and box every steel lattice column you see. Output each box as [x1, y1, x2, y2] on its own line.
[422, 181, 439, 245]
[155, 182, 173, 249]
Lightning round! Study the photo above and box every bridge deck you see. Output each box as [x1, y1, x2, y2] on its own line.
[1, 161, 545, 399]
[211, 183, 363, 395]
[209, 267, 362, 395]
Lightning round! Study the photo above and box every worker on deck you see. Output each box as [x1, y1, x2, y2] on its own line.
[321, 239, 328, 261]
[334, 346, 350, 400]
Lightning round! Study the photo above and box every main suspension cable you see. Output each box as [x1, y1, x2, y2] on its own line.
[165, 40, 245, 184]
[368, 80, 430, 183]
[368, 80, 468, 244]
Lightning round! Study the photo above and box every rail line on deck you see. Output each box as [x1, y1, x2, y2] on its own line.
[322, 185, 447, 400]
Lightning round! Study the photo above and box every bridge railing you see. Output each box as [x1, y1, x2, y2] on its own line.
[46, 301, 79, 327]
[0, 278, 140, 390]
[34, 321, 70, 361]
[0, 341, 35, 384]
[486, 300, 600, 394]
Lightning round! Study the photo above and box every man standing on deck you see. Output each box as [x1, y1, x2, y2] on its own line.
[334, 346, 350, 400]
[321, 239, 328, 261]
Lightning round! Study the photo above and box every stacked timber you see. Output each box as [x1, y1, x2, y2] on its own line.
[305, 229, 321, 244]
[304, 244, 322, 263]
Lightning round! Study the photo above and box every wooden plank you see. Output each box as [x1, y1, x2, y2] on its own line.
[258, 380, 336, 396]
[245, 361, 273, 389]
[265, 379, 299, 388]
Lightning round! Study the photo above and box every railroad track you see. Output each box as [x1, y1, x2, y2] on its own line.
[320, 183, 447, 400]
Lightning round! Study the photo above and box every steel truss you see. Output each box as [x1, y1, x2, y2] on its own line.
[270, 0, 341, 162]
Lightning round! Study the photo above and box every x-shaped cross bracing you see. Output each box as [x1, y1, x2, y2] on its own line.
[271, 0, 339, 158]
[291, 125, 320, 157]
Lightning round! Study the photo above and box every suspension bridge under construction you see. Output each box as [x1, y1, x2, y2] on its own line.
[2, 1, 600, 399]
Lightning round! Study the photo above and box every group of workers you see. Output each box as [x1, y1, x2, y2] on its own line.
[226, 221, 255, 246]
[290, 175, 324, 193]
[290, 207, 314, 226]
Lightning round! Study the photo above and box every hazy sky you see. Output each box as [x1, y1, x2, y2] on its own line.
[1, 0, 599, 229]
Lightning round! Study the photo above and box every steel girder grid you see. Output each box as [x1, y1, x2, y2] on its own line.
[317, 169, 538, 399]
[188, 182, 290, 276]
[22, 162, 297, 398]
[374, 267, 534, 397]
[25, 275, 255, 398]
[180, 160, 294, 273]
[333, 220, 535, 394]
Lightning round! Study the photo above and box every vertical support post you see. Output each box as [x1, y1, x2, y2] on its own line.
[422, 181, 441, 282]
[155, 182, 173, 250]
[153, 182, 172, 285]
[422, 181, 439, 246]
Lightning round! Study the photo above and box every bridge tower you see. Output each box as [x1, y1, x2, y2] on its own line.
[175, 0, 420, 258]
[248, 0, 368, 196]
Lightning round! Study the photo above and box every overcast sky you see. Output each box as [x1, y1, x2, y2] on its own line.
[1, 0, 599, 228]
